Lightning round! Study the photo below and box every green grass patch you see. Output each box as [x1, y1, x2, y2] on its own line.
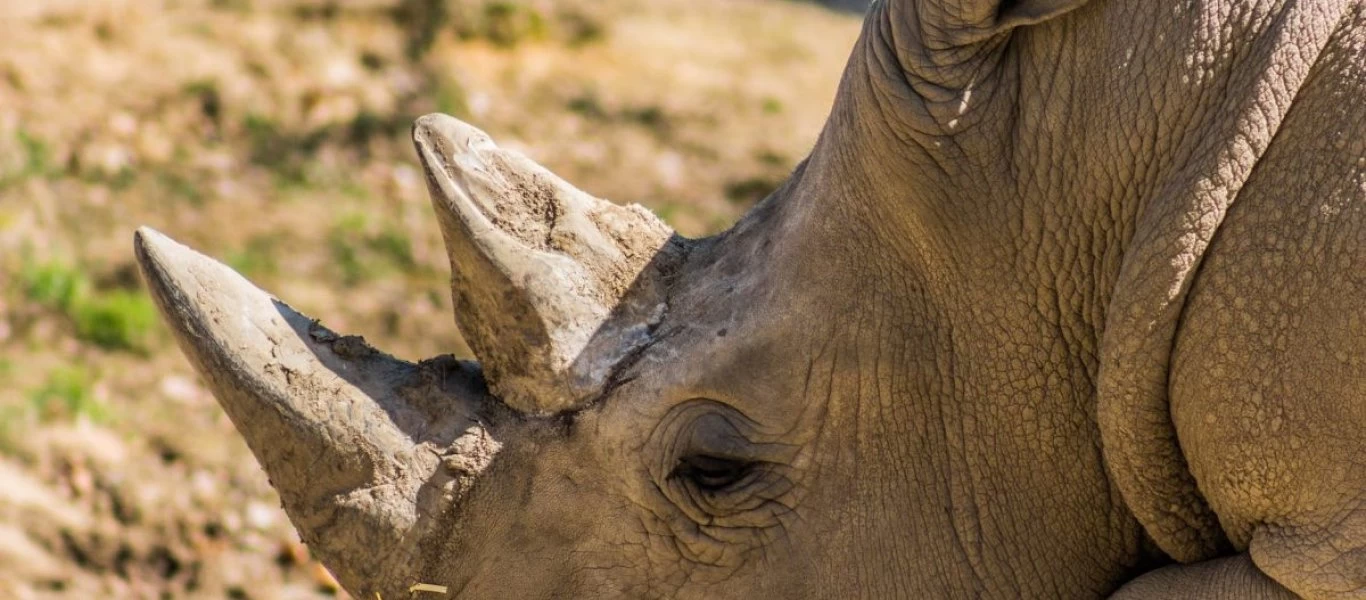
[243, 113, 326, 186]
[724, 175, 784, 206]
[435, 79, 471, 118]
[559, 7, 607, 47]
[394, 0, 601, 58]
[183, 79, 223, 126]
[476, 2, 550, 47]
[209, 0, 253, 12]
[82, 165, 137, 190]
[653, 201, 682, 224]
[393, 0, 449, 59]
[155, 169, 207, 206]
[0, 129, 56, 188]
[346, 110, 409, 148]
[756, 149, 788, 167]
[244, 113, 298, 175]
[21, 259, 159, 353]
[624, 105, 667, 132]
[566, 93, 670, 135]
[328, 213, 420, 286]
[241, 110, 407, 188]
[69, 291, 159, 353]
[225, 235, 280, 278]
[567, 92, 608, 120]
[27, 366, 109, 425]
[22, 259, 87, 310]
[17, 129, 52, 175]
[360, 50, 386, 72]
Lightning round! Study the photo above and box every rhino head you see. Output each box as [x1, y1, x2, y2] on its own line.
[135, 106, 847, 595]
[136, 108, 858, 596]
[135, 0, 1355, 594]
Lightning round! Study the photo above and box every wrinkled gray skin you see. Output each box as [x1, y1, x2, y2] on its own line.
[133, 0, 1366, 597]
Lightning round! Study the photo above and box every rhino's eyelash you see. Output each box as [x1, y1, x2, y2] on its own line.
[670, 454, 757, 493]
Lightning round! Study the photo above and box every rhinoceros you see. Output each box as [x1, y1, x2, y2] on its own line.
[133, 0, 1366, 597]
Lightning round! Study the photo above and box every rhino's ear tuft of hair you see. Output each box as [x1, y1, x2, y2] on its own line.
[411, 114, 690, 415]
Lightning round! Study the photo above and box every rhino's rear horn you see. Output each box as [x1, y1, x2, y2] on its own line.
[412, 114, 688, 414]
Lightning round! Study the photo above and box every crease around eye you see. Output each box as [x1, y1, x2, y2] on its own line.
[671, 454, 757, 493]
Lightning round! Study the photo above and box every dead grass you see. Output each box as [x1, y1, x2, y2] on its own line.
[0, 0, 861, 596]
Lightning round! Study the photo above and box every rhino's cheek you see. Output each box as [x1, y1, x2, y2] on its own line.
[450, 432, 815, 598]
[415, 442, 642, 597]
[618, 487, 799, 595]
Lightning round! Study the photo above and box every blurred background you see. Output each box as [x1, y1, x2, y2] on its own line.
[0, 0, 865, 597]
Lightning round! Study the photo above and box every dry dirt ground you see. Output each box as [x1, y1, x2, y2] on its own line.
[0, 0, 861, 597]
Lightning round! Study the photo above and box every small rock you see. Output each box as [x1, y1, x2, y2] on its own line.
[190, 470, 218, 500]
[67, 461, 94, 498]
[214, 178, 239, 199]
[0, 460, 90, 530]
[323, 58, 360, 89]
[109, 112, 137, 137]
[136, 126, 174, 164]
[159, 374, 202, 404]
[222, 510, 242, 534]
[137, 482, 166, 510]
[84, 186, 110, 208]
[389, 164, 419, 194]
[195, 149, 236, 173]
[306, 94, 359, 129]
[655, 151, 684, 190]
[79, 142, 131, 176]
[0, 525, 63, 580]
[244, 500, 277, 530]
[468, 91, 492, 117]
[33, 422, 128, 469]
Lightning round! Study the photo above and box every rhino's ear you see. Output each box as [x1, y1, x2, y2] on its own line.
[412, 114, 690, 415]
[910, 0, 1089, 44]
[993, 0, 1090, 30]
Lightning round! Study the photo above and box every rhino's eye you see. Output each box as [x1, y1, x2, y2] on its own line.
[671, 454, 756, 493]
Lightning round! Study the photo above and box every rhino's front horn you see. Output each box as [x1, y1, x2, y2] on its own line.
[134, 227, 505, 599]
[413, 114, 689, 414]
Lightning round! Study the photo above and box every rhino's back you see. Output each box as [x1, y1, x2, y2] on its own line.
[1170, 5, 1366, 598]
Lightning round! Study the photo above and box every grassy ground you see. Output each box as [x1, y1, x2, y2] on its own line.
[0, 0, 861, 597]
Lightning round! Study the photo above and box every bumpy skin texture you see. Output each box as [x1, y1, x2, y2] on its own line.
[137, 0, 1366, 598]
[1167, 6, 1366, 598]
[1110, 555, 1300, 599]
